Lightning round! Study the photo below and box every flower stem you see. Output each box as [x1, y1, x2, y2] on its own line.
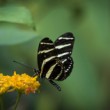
[0, 95, 4, 110]
[14, 92, 22, 110]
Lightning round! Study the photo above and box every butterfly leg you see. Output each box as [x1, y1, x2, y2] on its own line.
[49, 80, 61, 91]
[33, 69, 40, 77]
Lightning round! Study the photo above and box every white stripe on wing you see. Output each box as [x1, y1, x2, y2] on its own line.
[41, 42, 53, 45]
[40, 56, 56, 76]
[57, 52, 70, 57]
[38, 48, 54, 54]
[55, 44, 71, 49]
[46, 63, 57, 78]
[58, 37, 74, 40]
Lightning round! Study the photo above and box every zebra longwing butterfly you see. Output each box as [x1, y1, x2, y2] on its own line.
[35, 32, 75, 91]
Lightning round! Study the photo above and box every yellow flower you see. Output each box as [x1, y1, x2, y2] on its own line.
[0, 73, 11, 94]
[11, 71, 40, 94]
[0, 71, 40, 95]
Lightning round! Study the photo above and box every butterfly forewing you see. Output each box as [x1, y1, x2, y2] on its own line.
[37, 37, 63, 79]
[37, 38, 56, 71]
[55, 32, 75, 60]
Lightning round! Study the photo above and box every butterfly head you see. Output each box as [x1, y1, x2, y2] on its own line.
[33, 69, 40, 77]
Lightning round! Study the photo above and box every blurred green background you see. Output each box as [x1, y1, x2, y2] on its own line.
[0, 0, 109, 110]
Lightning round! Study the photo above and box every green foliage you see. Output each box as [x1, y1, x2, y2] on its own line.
[0, 24, 37, 45]
[0, 5, 37, 45]
[0, 5, 33, 26]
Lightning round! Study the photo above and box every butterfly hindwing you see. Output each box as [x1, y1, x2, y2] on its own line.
[43, 58, 63, 80]
[57, 57, 73, 80]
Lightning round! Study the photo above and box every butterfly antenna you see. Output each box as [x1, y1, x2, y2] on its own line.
[13, 60, 35, 70]
[13, 60, 39, 76]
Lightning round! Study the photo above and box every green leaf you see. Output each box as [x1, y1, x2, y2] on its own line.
[0, 24, 37, 45]
[0, 5, 34, 27]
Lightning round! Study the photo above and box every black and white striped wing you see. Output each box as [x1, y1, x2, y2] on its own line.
[37, 38, 63, 79]
[55, 32, 74, 60]
[54, 32, 75, 80]
[37, 38, 56, 71]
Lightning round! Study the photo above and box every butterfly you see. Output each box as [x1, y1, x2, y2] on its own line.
[34, 32, 75, 91]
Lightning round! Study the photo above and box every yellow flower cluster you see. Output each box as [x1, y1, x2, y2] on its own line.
[0, 71, 40, 95]
[0, 74, 11, 95]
